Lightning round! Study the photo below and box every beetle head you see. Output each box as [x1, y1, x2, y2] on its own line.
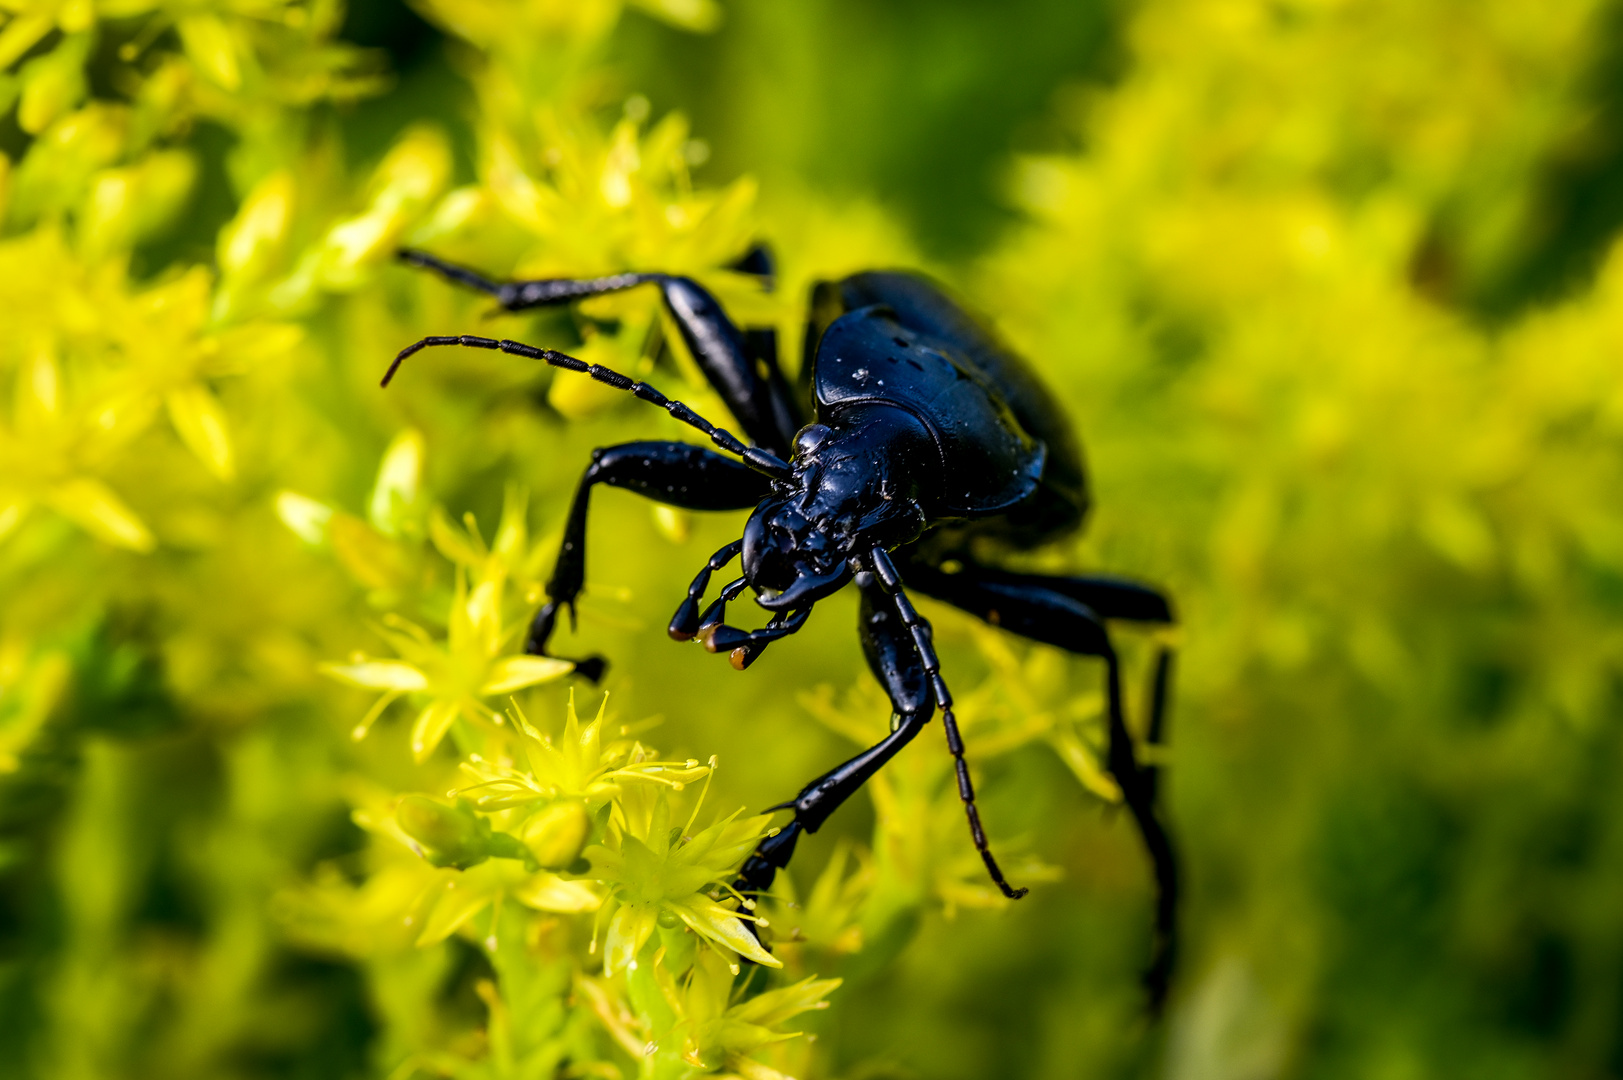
[742, 498, 852, 612]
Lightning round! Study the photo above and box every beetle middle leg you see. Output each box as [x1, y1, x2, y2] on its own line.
[526, 441, 771, 677]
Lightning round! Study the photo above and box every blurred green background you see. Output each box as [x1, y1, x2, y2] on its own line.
[4, 0, 1623, 1077]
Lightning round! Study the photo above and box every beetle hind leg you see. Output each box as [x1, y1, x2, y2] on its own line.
[899, 556, 1179, 1010]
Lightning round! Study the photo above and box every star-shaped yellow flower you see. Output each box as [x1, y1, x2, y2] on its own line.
[321, 561, 572, 761]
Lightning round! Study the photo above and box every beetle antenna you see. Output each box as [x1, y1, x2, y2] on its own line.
[868, 547, 1027, 900]
[382, 335, 791, 479]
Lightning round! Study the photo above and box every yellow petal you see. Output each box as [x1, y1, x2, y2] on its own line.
[465, 574, 503, 654]
[1048, 729, 1122, 803]
[604, 903, 658, 974]
[368, 428, 424, 536]
[513, 873, 601, 914]
[211, 323, 304, 370]
[414, 875, 493, 947]
[369, 125, 451, 208]
[410, 699, 459, 761]
[481, 655, 573, 695]
[177, 15, 241, 90]
[330, 514, 414, 591]
[728, 975, 843, 1028]
[48, 478, 154, 552]
[653, 505, 690, 543]
[18, 36, 89, 135]
[0, 13, 53, 70]
[428, 506, 485, 566]
[219, 171, 294, 276]
[626, 0, 722, 33]
[729, 1058, 793, 1080]
[0, 498, 31, 541]
[166, 384, 234, 480]
[672, 897, 780, 968]
[319, 660, 428, 692]
[274, 491, 333, 546]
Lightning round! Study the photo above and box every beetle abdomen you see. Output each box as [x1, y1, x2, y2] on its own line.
[809, 272, 1088, 543]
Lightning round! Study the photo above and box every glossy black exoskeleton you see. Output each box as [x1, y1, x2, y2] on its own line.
[384, 249, 1180, 1004]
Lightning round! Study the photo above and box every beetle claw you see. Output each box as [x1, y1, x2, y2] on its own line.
[704, 625, 751, 653]
[571, 656, 608, 683]
[668, 596, 702, 640]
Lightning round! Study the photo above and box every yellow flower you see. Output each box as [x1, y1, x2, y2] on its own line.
[320, 561, 572, 761]
[584, 772, 781, 975]
[453, 693, 711, 812]
[581, 948, 839, 1080]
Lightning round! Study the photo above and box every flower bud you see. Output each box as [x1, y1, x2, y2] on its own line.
[522, 800, 591, 871]
[396, 795, 490, 869]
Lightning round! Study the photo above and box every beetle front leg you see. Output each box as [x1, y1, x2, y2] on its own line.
[527, 441, 770, 678]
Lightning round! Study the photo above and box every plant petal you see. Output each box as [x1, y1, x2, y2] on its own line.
[513, 873, 601, 914]
[481, 655, 573, 695]
[604, 902, 658, 975]
[428, 505, 485, 567]
[48, 478, 155, 552]
[177, 14, 241, 90]
[670, 896, 780, 968]
[410, 699, 459, 761]
[727, 975, 842, 1028]
[0, 497, 31, 542]
[626, 0, 722, 33]
[320, 660, 429, 692]
[166, 383, 234, 480]
[368, 428, 424, 536]
[274, 491, 334, 546]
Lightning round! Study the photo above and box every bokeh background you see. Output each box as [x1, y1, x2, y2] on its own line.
[4, 0, 1623, 1077]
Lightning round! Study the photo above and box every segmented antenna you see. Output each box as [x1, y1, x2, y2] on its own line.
[869, 546, 1028, 900]
[381, 335, 790, 480]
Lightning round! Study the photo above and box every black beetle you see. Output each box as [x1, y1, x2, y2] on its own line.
[384, 248, 1179, 1002]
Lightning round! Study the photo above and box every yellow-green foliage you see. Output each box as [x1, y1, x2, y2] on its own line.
[3, 0, 1623, 1078]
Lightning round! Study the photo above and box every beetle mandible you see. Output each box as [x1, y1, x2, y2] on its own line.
[384, 248, 1180, 1002]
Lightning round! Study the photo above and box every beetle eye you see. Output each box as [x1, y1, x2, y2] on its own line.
[793, 424, 834, 458]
